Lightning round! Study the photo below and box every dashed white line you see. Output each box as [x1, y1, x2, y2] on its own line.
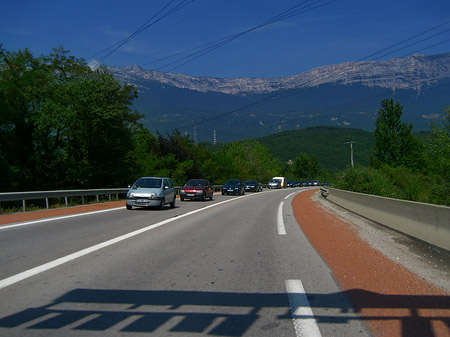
[285, 279, 322, 337]
[277, 202, 287, 235]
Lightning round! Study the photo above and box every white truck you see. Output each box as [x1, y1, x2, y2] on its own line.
[270, 177, 287, 188]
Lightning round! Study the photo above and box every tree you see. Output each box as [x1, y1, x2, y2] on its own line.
[425, 106, 450, 205]
[0, 47, 141, 190]
[291, 152, 321, 179]
[371, 99, 424, 171]
[218, 139, 280, 182]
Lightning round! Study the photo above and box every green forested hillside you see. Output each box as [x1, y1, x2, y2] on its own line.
[257, 126, 375, 172]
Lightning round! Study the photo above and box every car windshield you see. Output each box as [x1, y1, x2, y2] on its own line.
[244, 180, 257, 184]
[225, 179, 240, 185]
[184, 179, 206, 187]
[133, 178, 162, 188]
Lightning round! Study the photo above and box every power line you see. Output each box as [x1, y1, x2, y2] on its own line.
[174, 19, 450, 134]
[140, 0, 338, 72]
[89, 0, 196, 63]
[358, 19, 450, 62]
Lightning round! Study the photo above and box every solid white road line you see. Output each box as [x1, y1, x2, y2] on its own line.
[284, 192, 297, 200]
[277, 201, 287, 235]
[0, 207, 124, 230]
[0, 195, 249, 290]
[285, 279, 322, 337]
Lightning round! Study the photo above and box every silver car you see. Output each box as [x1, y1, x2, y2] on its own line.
[268, 179, 281, 189]
[126, 177, 176, 210]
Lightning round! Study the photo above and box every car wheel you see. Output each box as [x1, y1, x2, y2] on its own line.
[159, 198, 165, 210]
[201, 193, 206, 201]
[180, 197, 184, 201]
[209, 193, 213, 200]
[126, 204, 132, 210]
[170, 196, 176, 208]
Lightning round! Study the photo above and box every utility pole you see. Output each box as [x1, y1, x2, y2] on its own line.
[346, 141, 355, 168]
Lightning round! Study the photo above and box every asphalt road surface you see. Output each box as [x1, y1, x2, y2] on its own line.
[0, 188, 448, 336]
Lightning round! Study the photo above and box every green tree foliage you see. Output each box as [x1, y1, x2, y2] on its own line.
[333, 100, 449, 206]
[424, 106, 450, 205]
[427, 106, 450, 180]
[290, 152, 321, 179]
[371, 99, 424, 171]
[334, 165, 431, 202]
[217, 139, 280, 183]
[0, 47, 140, 191]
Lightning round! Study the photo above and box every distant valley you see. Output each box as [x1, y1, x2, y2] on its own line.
[109, 53, 450, 143]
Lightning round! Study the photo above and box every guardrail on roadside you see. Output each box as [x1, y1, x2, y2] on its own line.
[0, 185, 227, 212]
[322, 187, 450, 253]
[0, 189, 129, 212]
[320, 187, 329, 197]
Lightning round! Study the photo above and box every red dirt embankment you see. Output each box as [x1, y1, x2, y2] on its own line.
[292, 189, 450, 337]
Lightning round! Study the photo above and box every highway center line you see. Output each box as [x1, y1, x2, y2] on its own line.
[0, 195, 249, 291]
[277, 201, 287, 235]
[285, 279, 322, 337]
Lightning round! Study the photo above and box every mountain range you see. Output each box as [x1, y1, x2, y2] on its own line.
[109, 52, 450, 143]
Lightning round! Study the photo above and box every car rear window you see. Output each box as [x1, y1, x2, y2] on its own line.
[134, 178, 162, 188]
[226, 179, 240, 185]
[185, 179, 206, 187]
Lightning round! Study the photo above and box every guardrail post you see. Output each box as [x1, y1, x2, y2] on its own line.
[81, 196, 85, 205]
[22, 200, 26, 212]
[45, 198, 49, 209]
[65, 197, 68, 207]
[96, 195, 99, 203]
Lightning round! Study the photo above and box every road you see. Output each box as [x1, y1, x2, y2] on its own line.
[0, 188, 448, 336]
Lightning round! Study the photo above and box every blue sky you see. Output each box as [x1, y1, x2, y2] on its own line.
[1, 0, 449, 78]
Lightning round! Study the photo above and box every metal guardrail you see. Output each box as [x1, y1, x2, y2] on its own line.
[0, 189, 129, 212]
[319, 186, 329, 197]
[0, 186, 226, 212]
[0, 184, 269, 213]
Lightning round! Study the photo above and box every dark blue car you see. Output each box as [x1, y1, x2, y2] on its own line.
[222, 179, 245, 195]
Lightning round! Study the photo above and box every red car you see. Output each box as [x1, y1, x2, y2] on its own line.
[180, 179, 214, 201]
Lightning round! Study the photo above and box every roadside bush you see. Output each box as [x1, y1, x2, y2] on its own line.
[334, 165, 443, 204]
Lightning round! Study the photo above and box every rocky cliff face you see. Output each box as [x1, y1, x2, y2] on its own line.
[109, 53, 450, 95]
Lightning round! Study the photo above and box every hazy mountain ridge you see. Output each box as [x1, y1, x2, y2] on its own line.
[108, 53, 450, 142]
[109, 52, 450, 96]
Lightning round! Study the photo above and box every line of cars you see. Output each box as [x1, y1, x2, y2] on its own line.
[221, 179, 263, 195]
[126, 177, 264, 210]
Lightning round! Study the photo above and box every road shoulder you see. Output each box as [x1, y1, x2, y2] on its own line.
[291, 189, 450, 337]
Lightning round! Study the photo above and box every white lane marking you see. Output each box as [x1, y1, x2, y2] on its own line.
[277, 202, 286, 235]
[0, 207, 124, 230]
[0, 195, 248, 290]
[284, 192, 296, 200]
[285, 279, 322, 337]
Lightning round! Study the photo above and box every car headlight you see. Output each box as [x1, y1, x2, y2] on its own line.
[128, 193, 135, 198]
